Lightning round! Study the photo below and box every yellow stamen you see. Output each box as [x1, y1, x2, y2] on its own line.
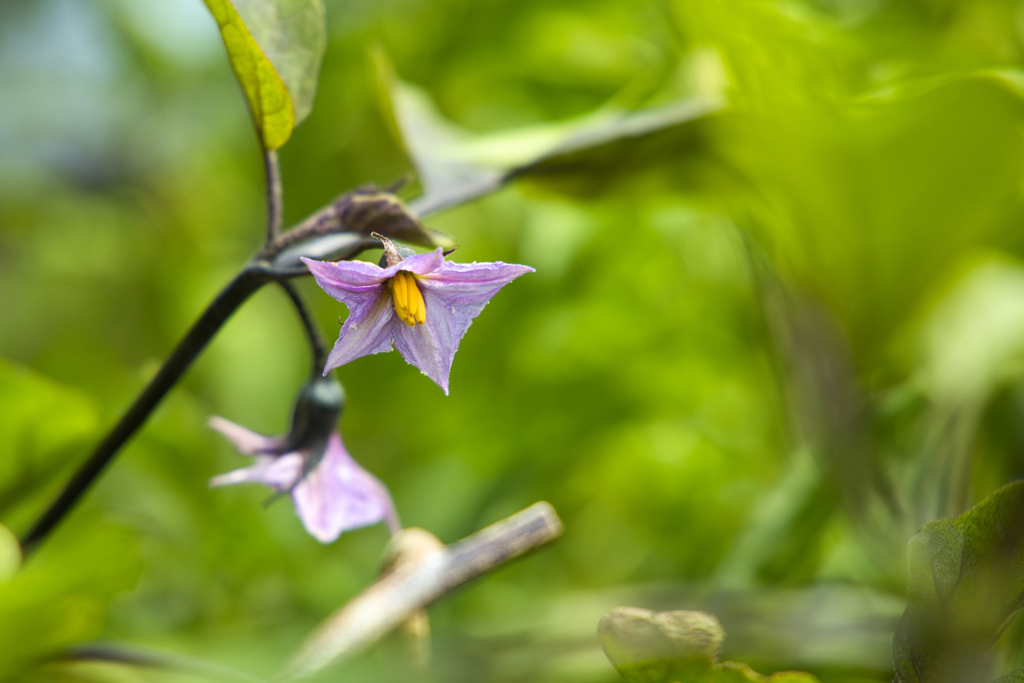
[390, 270, 426, 326]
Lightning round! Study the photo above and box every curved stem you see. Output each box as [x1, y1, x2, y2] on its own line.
[277, 280, 328, 375]
[20, 265, 274, 555]
[264, 150, 284, 242]
[261, 196, 344, 259]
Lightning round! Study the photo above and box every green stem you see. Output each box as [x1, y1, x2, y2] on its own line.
[264, 150, 284, 242]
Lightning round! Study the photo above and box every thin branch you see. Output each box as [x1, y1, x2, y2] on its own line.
[20, 265, 274, 555]
[18, 160, 519, 554]
[56, 643, 263, 683]
[281, 501, 564, 681]
[264, 150, 284, 243]
[277, 280, 328, 375]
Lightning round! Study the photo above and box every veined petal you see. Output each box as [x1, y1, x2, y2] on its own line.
[393, 289, 457, 394]
[291, 433, 398, 543]
[210, 452, 304, 491]
[324, 292, 401, 372]
[419, 261, 535, 298]
[302, 258, 388, 307]
[391, 262, 533, 393]
[208, 416, 287, 454]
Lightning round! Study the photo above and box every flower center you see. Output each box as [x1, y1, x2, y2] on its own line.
[390, 270, 426, 326]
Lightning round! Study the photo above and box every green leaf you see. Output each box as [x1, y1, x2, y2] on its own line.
[373, 50, 720, 217]
[0, 520, 141, 679]
[0, 523, 20, 584]
[893, 481, 1024, 683]
[598, 607, 820, 683]
[0, 359, 99, 526]
[918, 255, 1024, 406]
[992, 672, 1024, 683]
[204, 0, 325, 150]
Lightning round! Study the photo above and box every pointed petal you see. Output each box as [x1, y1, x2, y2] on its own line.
[291, 433, 397, 543]
[210, 453, 304, 491]
[208, 416, 286, 454]
[419, 261, 535, 301]
[392, 289, 456, 393]
[324, 292, 401, 372]
[392, 262, 533, 393]
[302, 257, 388, 306]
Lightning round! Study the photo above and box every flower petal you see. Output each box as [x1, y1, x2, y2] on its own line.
[393, 289, 456, 394]
[210, 453, 304, 491]
[302, 257, 388, 304]
[208, 416, 287, 454]
[324, 291, 401, 372]
[419, 261, 535, 297]
[291, 433, 398, 543]
[391, 261, 534, 393]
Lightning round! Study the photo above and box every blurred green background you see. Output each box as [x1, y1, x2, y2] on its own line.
[4, 0, 1024, 681]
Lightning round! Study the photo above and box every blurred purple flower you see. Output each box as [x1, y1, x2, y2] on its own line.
[302, 242, 533, 394]
[209, 417, 399, 543]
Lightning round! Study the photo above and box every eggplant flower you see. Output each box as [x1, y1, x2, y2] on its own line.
[302, 236, 533, 394]
[210, 417, 399, 543]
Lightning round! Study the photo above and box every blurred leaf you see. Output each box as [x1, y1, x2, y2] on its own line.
[599, 607, 723, 683]
[992, 672, 1024, 683]
[0, 360, 98, 524]
[0, 521, 141, 681]
[716, 72, 1024, 360]
[203, 0, 326, 149]
[374, 50, 721, 217]
[918, 255, 1024, 406]
[598, 607, 819, 683]
[0, 524, 19, 584]
[893, 481, 1024, 683]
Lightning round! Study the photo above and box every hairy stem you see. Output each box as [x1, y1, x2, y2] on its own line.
[20, 265, 274, 555]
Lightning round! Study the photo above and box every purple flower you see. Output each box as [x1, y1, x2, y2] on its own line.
[301, 238, 533, 394]
[209, 416, 399, 543]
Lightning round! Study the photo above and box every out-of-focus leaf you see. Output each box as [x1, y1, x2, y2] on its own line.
[203, 0, 325, 149]
[0, 521, 141, 680]
[893, 481, 1024, 683]
[918, 255, 1024, 406]
[599, 607, 723, 683]
[0, 523, 19, 584]
[598, 607, 820, 683]
[992, 672, 1024, 683]
[0, 360, 98, 525]
[717, 73, 1024, 361]
[374, 51, 721, 217]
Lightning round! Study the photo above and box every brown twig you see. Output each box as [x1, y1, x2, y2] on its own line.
[280, 501, 564, 681]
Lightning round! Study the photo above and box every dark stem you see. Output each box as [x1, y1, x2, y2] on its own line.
[57, 643, 262, 683]
[20, 265, 274, 555]
[277, 280, 328, 375]
[262, 197, 344, 258]
[264, 150, 284, 242]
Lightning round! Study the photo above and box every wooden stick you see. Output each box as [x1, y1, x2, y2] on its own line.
[281, 501, 564, 681]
